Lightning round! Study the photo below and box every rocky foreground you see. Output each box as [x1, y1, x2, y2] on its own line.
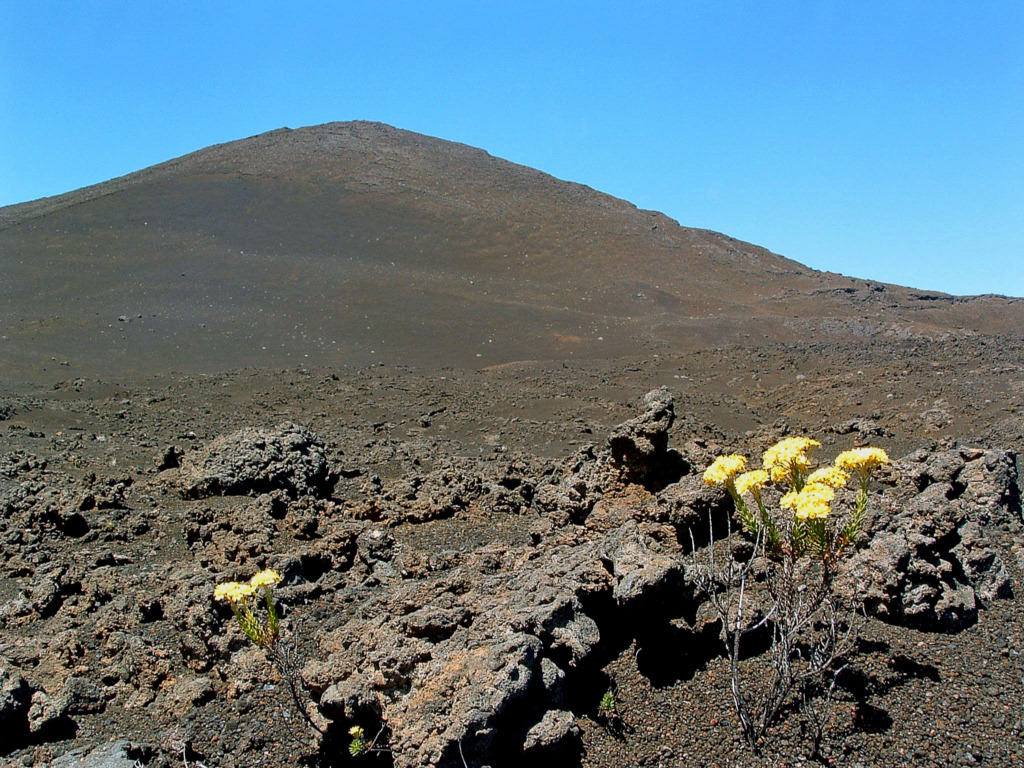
[2, 359, 1022, 768]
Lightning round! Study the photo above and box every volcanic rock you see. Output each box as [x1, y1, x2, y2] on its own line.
[1, 666, 33, 752]
[178, 422, 331, 499]
[844, 447, 1020, 630]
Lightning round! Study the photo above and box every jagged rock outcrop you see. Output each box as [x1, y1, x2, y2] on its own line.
[307, 519, 679, 768]
[178, 423, 331, 499]
[844, 447, 1020, 630]
[533, 389, 692, 530]
[606, 387, 687, 490]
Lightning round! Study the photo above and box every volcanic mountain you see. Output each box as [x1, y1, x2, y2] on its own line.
[1, 121, 1021, 385]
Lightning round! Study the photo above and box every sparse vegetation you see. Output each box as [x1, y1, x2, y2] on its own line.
[348, 725, 368, 757]
[214, 569, 282, 648]
[598, 689, 616, 716]
[213, 569, 326, 738]
[696, 438, 889, 753]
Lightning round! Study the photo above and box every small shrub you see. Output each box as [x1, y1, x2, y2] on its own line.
[696, 438, 888, 753]
[214, 569, 326, 738]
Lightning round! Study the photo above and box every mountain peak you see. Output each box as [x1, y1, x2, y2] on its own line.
[2, 124, 1020, 385]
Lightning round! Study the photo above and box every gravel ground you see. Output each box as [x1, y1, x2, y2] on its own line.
[2, 341, 1022, 767]
[580, 596, 1023, 768]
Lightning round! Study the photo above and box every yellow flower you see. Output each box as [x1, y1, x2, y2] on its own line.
[214, 581, 257, 604]
[806, 466, 850, 489]
[834, 447, 889, 472]
[786, 483, 834, 520]
[250, 569, 282, 589]
[703, 454, 748, 487]
[735, 469, 769, 497]
[349, 725, 365, 739]
[762, 437, 821, 483]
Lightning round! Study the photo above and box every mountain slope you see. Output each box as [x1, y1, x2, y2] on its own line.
[1, 121, 1020, 384]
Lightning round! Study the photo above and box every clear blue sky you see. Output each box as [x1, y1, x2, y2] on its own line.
[2, 1, 1022, 296]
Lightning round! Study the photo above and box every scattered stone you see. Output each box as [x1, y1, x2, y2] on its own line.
[522, 708, 582, 756]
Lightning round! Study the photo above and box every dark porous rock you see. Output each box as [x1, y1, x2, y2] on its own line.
[0, 450, 46, 479]
[77, 475, 133, 512]
[829, 418, 890, 438]
[522, 708, 582, 757]
[606, 388, 687, 490]
[599, 520, 685, 614]
[155, 444, 183, 470]
[402, 606, 471, 642]
[27, 689, 71, 735]
[60, 676, 106, 715]
[178, 422, 331, 499]
[657, 472, 729, 545]
[842, 447, 1021, 630]
[0, 563, 70, 627]
[535, 474, 597, 526]
[360, 459, 486, 524]
[908, 449, 966, 490]
[952, 520, 1012, 601]
[533, 391, 690, 530]
[958, 449, 1022, 528]
[311, 518, 680, 767]
[538, 657, 566, 704]
[1, 666, 32, 753]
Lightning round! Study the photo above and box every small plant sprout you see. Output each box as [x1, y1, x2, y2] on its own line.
[214, 569, 282, 648]
[348, 725, 368, 757]
[347, 724, 391, 758]
[596, 686, 625, 733]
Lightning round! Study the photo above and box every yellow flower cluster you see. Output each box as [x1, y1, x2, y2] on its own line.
[349, 725, 368, 756]
[806, 466, 850, 489]
[781, 484, 835, 520]
[761, 437, 821, 483]
[703, 454, 748, 486]
[214, 581, 256, 604]
[734, 469, 769, 498]
[214, 569, 283, 649]
[701, 435, 889, 564]
[250, 569, 283, 589]
[834, 447, 890, 473]
[214, 569, 282, 605]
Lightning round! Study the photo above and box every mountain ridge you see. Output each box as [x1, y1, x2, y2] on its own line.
[1, 121, 1021, 387]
